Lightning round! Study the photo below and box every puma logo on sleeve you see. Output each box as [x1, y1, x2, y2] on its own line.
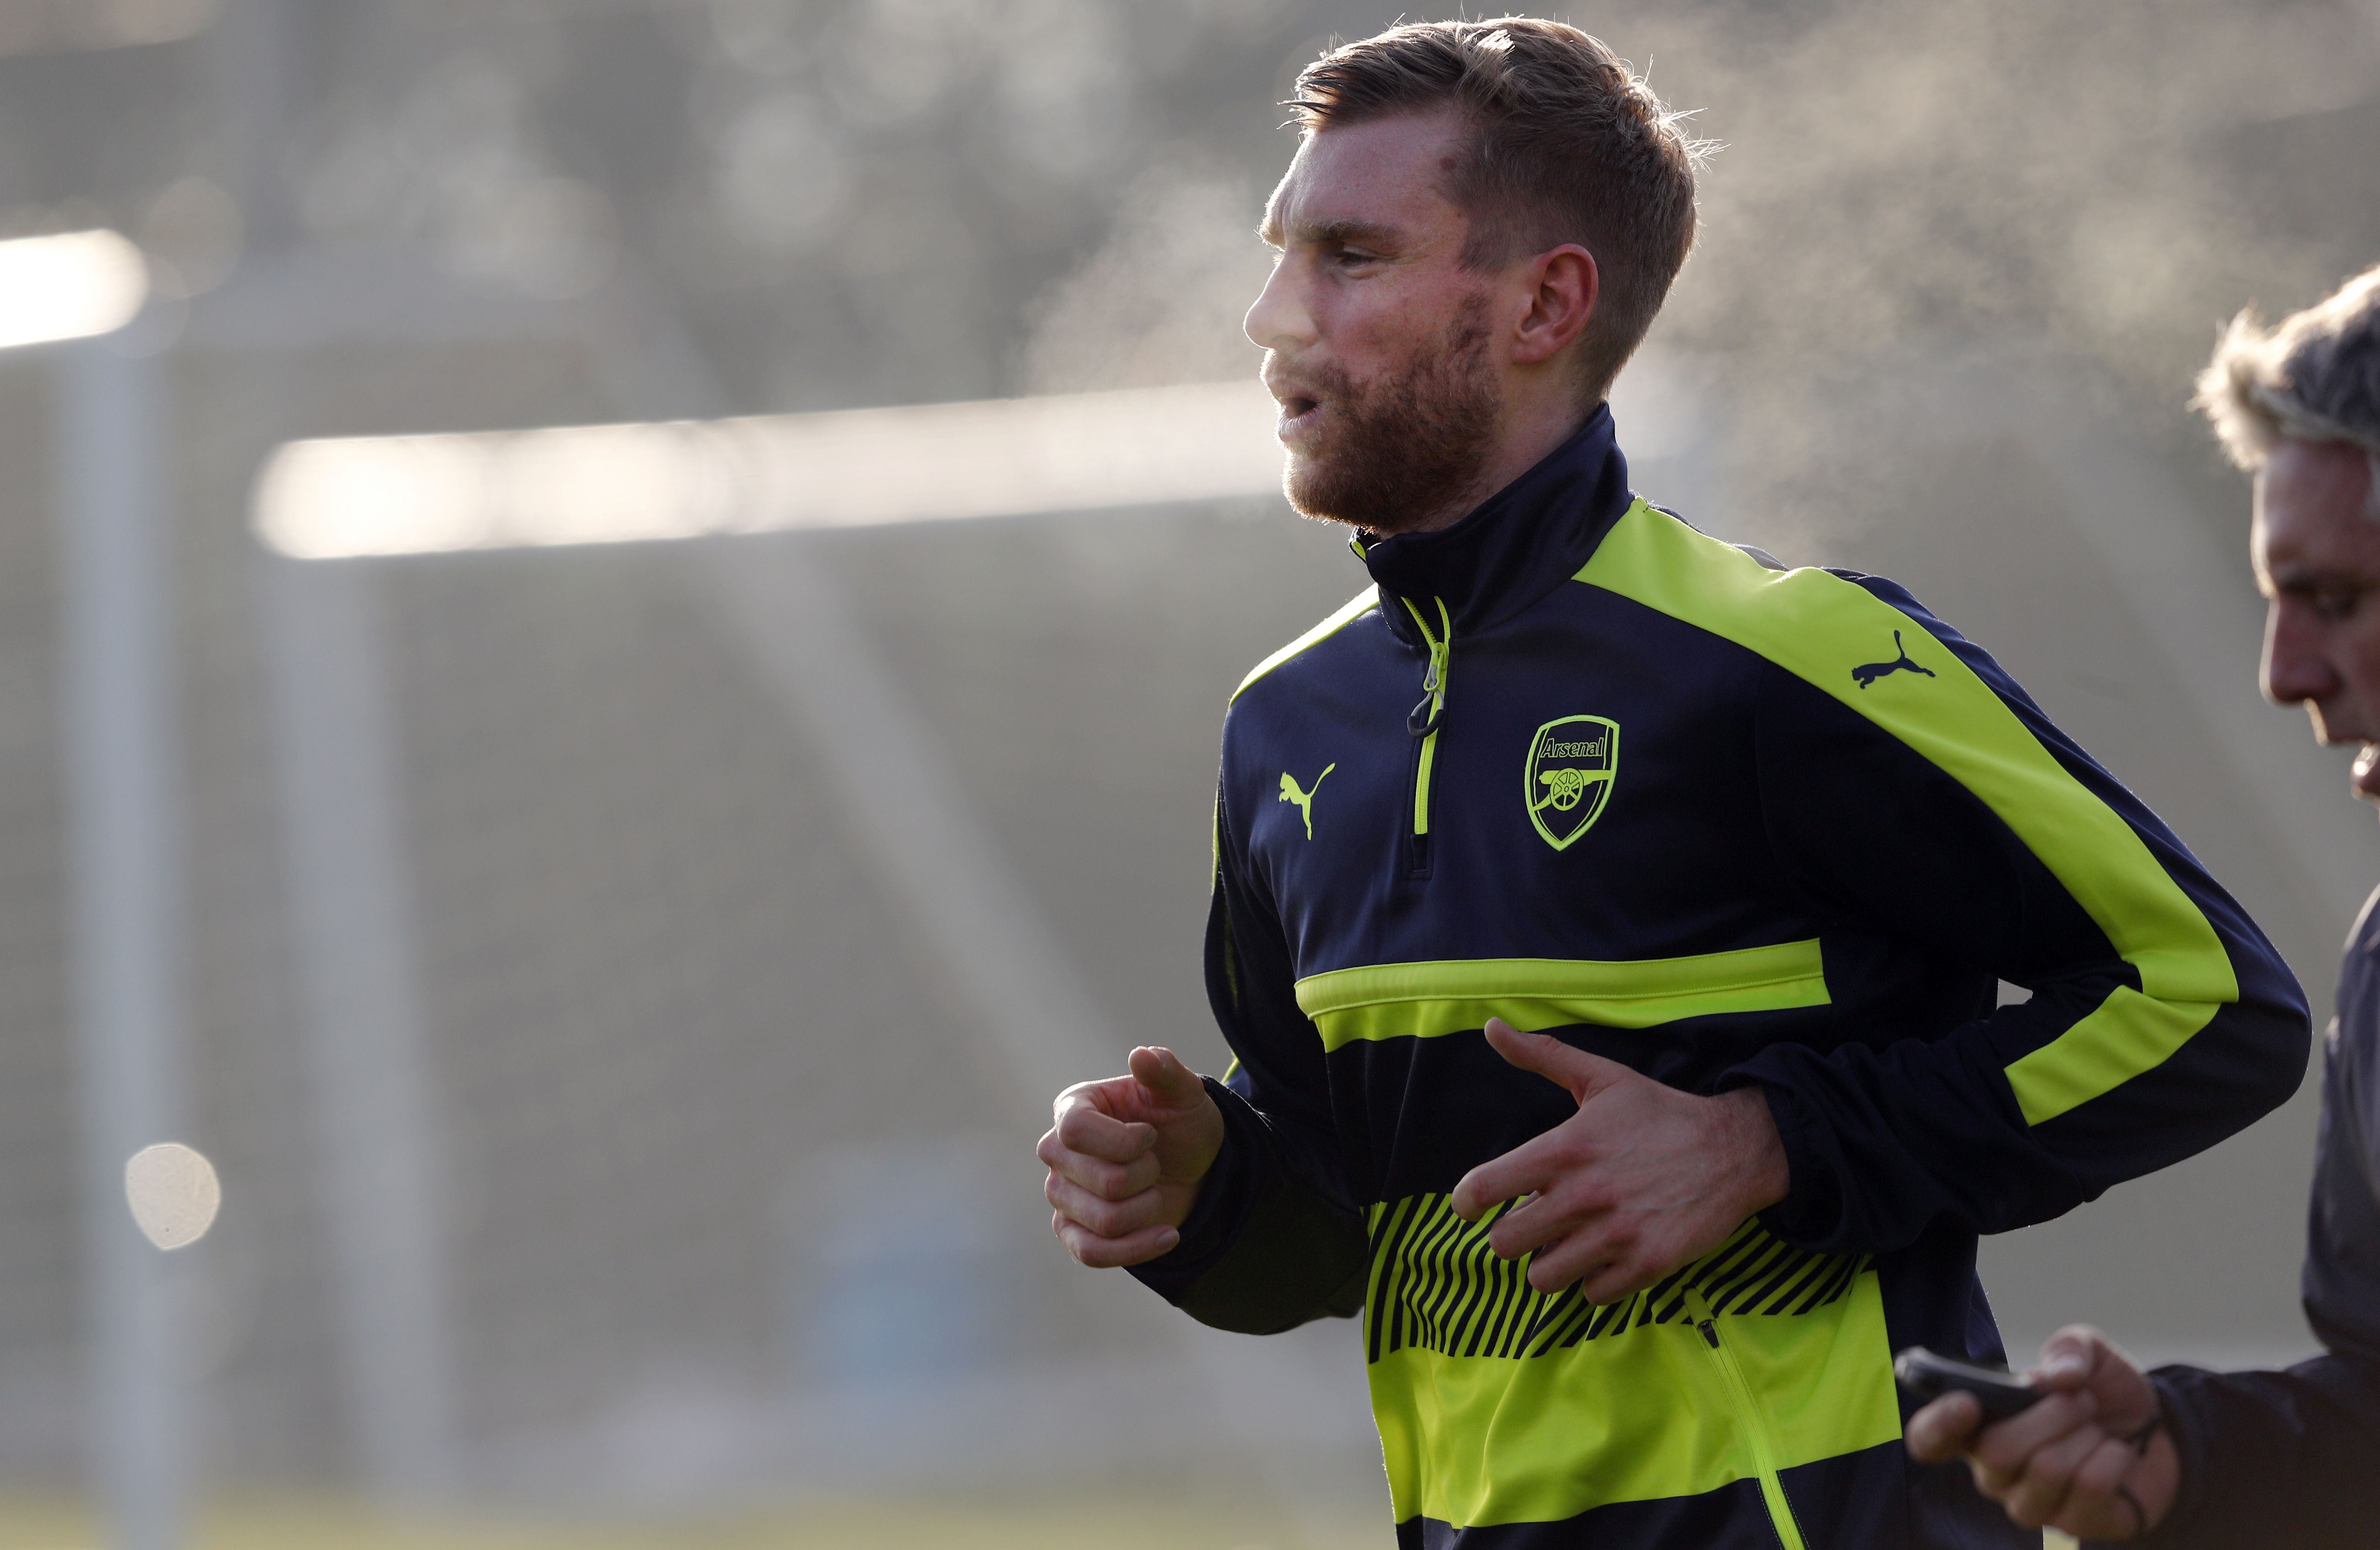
[1852, 630, 1937, 689]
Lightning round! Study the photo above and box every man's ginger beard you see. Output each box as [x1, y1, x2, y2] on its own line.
[1279, 296, 1501, 536]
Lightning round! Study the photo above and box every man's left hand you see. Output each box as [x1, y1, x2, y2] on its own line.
[1448, 1018, 1790, 1301]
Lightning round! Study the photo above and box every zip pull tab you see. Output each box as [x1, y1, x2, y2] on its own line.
[1686, 1285, 1720, 1345]
[1403, 603, 1451, 738]
[1407, 637, 1448, 737]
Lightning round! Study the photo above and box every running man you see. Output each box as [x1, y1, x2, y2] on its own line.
[1038, 19, 2309, 1547]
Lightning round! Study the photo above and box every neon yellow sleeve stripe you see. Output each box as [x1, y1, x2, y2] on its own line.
[1575, 501, 2237, 1126]
[1294, 942, 1830, 1053]
[1232, 587, 1378, 702]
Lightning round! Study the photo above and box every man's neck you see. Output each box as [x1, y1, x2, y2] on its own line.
[1395, 401, 1594, 535]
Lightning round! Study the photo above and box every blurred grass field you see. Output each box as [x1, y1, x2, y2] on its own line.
[0, 1495, 2085, 1543]
[0, 1494, 2078, 1548]
[0, 1491, 1391, 1550]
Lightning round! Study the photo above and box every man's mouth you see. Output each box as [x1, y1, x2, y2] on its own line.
[1275, 393, 1323, 441]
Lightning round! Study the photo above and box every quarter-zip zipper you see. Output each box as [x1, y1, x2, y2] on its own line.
[1685, 1286, 1809, 1550]
[1397, 596, 1452, 876]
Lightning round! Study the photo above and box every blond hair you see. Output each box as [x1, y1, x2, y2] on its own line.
[2194, 264, 2380, 513]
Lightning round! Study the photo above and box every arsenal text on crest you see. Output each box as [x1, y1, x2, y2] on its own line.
[1524, 715, 1619, 852]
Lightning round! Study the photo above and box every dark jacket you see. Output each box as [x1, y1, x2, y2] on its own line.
[1133, 409, 2310, 1547]
[2140, 887, 2380, 1547]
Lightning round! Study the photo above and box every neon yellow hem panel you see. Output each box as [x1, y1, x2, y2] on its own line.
[1294, 942, 1830, 1054]
[1365, 1205, 1902, 1529]
[1574, 501, 2238, 1126]
[1232, 587, 1378, 702]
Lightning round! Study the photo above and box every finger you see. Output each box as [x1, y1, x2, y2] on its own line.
[1488, 1185, 1605, 1258]
[1050, 1073, 1133, 1120]
[1451, 1136, 1565, 1221]
[1967, 1453, 2008, 1505]
[1045, 1172, 1164, 1238]
[2032, 1325, 2107, 1391]
[2069, 1432, 2140, 1500]
[1971, 1390, 2097, 1479]
[1054, 1216, 1180, 1269]
[1126, 1046, 1207, 1109]
[1043, 1138, 1162, 1201]
[1053, 1099, 1158, 1163]
[1574, 1250, 1657, 1304]
[2056, 1434, 2153, 1540]
[1497, 1212, 1637, 1300]
[1905, 1392, 1984, 1463]
[1481, 1019, 1636, 1102]
[2044, 1326, 2159, 1434]
[2002, 1421, 2108, 1529]
[1509, 1225, 1606, 1294]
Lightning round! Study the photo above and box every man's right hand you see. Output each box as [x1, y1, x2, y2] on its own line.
[1039, 1046, 1225, 1268]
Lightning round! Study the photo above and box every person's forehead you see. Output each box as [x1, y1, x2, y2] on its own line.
[1264, 110, 1468, 240]
[2256, 440, 2380, 567]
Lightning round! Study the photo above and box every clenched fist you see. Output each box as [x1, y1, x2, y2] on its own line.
[1039, 1046, 1226, 1268]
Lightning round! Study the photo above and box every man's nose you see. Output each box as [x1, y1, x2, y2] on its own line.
[2261, 602, 2339, 706]
[1243, 258, 1313, 353]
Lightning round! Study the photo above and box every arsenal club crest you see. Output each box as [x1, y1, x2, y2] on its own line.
[1524, 715, 1618, 851]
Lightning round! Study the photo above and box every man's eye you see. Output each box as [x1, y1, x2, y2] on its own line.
[2311, 588, 2366, 621]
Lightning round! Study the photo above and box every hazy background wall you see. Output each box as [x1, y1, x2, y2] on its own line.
[0, 0, 2373, 1533]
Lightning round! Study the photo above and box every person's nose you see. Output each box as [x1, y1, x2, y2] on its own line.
[2261, 600, 2340, 708]
[1244, 256, 1314, 354]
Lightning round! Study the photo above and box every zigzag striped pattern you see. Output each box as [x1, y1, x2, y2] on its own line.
[1364, 1196, 1869, 1363]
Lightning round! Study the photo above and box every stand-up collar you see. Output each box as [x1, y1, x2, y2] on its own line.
[1357, 404, 1633, 638]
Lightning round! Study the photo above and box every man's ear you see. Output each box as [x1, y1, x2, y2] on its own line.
[1510, 244, 1597, 367]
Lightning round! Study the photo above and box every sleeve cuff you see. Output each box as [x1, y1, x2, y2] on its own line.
[1126, 1077, 1269, 1298]
[1739, 1079, 1844, 1248]
[2129, 1367, 2212, 1546]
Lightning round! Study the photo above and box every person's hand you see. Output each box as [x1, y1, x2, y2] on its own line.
[1447, 1018, 1789, 1300]
[1039, 1046, 1226, 1269]
[1905, 1326, 2179, 1540]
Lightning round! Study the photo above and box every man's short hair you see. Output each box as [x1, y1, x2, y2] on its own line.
[1289, 17, 1708, 403]
[2195, 262, 2380, 513]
